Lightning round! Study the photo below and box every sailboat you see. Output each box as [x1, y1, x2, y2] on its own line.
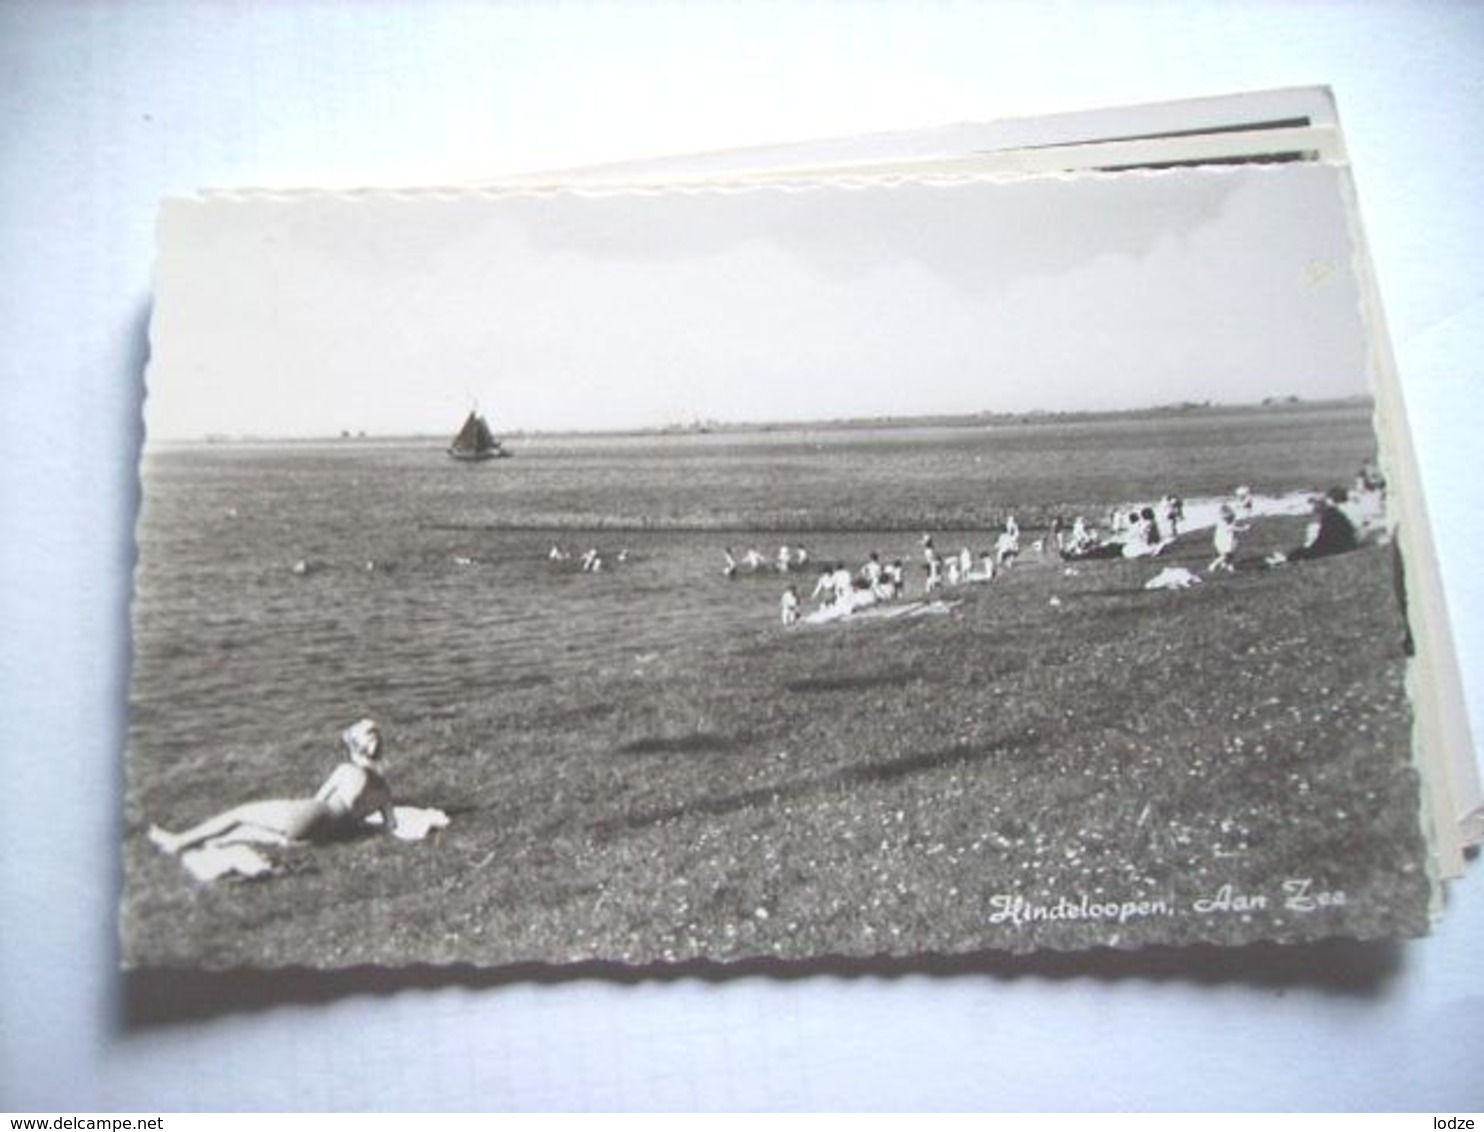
[447, 410, 508, 462]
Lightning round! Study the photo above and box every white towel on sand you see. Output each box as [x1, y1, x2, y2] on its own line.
[369, 805, 451, 841]
[180, 843, 277, 882]
[1144, 566, 1202, 591]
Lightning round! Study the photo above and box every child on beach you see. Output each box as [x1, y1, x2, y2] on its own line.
[1161, 495, 1184, 539]
[811, 566, 836, 603]
[780, 585, 800, 626]
[995, 530, 1019, 565]
[1235, 484, 1255, 516]
[829, 563, 855, 607]
[996, 516, 1021, 564]
[1209, 504, 1246, 572]
[924, 550, 943, 594]
[1069, 516, 1095, 554]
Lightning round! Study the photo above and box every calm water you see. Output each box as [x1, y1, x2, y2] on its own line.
[129, 408, 1376, 760]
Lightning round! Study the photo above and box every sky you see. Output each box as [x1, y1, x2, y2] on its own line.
[146, 161, 1373, 439]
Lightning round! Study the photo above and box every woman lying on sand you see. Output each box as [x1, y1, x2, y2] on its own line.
[148, 718, 397, 854]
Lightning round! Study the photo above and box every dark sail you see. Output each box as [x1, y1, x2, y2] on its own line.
[448, 411, 506, 461]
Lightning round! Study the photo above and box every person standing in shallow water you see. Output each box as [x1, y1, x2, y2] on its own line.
[148, 719, 396, 854]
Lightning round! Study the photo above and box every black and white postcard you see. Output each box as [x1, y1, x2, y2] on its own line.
[123, 112, 1451, 968]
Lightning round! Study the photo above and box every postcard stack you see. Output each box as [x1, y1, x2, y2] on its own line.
[123, 87, 1481, 971]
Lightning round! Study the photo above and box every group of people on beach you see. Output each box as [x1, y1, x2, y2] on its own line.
[775, 526, 1017, 625]
[1225, 472, 1380, 569]
[771, 466, 1386, 627]
[1058, 503, 1178, 563]
[1054, 472, 1379, 574]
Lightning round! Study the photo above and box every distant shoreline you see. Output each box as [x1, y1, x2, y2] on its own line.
[155, 395, 1373, 447]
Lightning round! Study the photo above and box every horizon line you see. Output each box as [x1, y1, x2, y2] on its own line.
[148, 394, 1374, 446]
